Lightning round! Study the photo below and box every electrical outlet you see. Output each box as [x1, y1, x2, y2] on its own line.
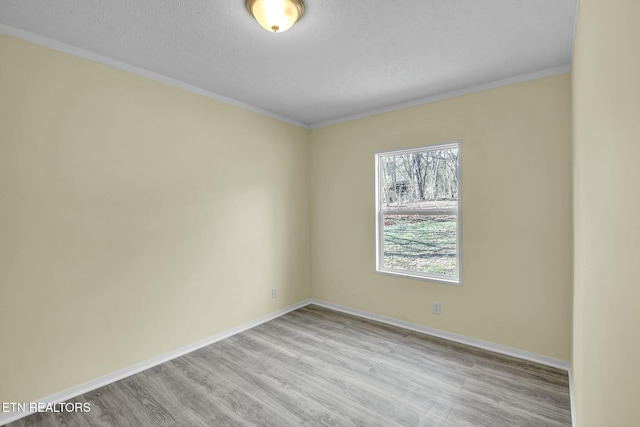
[272, 288, 278, 299]
[433, 302, 441, 315]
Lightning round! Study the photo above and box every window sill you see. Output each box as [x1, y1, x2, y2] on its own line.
[375, 268, 462, 286]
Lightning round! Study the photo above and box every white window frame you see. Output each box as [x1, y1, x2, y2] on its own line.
[374, 141, 462, 285]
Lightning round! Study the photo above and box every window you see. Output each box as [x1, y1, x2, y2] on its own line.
[375, 142, 461, 284]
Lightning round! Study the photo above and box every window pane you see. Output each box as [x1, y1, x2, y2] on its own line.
[380, 148, 459, 211]
[376, 142, 460, 283]
[383, 214, 457, 277]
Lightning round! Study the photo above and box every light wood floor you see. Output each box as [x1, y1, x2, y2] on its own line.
[9, 305, 572, 426]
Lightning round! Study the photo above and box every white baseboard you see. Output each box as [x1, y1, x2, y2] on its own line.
[0, 299, 313, 426]
[2, 297, 573, 426]
[568, 366, 577, 426]
[309, 299, 570, 371]
[310, 299, 575, 426]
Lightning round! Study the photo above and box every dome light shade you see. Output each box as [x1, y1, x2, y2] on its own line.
[247, 0, 305, 33]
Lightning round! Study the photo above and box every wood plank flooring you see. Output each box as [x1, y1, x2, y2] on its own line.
[8, 305, 572, 426]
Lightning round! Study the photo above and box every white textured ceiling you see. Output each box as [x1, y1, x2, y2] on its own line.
[0, 0, 577, 127]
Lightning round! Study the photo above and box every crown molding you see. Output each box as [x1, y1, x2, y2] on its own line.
[0, 24, 310, 129]
[309, 64, 572, 128]
[1, 24, 571, 131]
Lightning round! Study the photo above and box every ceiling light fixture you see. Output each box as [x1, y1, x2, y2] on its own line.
[246, 0, 305, 33]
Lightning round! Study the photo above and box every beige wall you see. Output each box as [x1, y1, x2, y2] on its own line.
[572, 0, 640, 425]
[0, 34, 311, 403]
[310, 74, 573, 361]
[1, 30, 578, 409]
